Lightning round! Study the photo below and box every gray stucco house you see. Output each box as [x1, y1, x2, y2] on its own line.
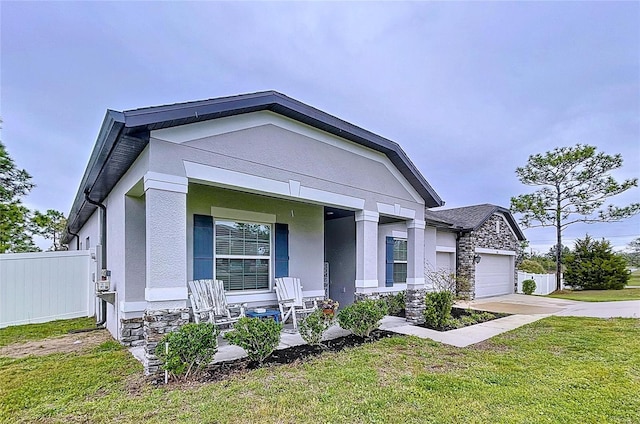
[63, 91, 524, 371]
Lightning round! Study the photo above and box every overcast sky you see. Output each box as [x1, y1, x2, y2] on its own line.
[1, 1, 638, 253]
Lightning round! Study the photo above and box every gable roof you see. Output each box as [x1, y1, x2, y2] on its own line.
[64, 91, 444, 242]
[424, 203, 526, 240]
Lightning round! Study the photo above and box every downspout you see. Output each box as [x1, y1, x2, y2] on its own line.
[67, 230, 80, 251]
[84, 191, 108, 327]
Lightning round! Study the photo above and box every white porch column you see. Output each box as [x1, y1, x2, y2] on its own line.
[423, 225, 437, 290]
[144, 172, 189, 309]
[355, 210, 379, 293]
[406, 219, 426, 290]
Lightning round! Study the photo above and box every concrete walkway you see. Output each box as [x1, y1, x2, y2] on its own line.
[459, 293, 640, 318]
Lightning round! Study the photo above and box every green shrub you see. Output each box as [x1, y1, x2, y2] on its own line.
[299, 309, 331, 346]
[519, 259, 546, 274]
[522, 279, 536, 295]
[565, 236, 630, 290]
[381, 291, 405, 316]
[423, 290, 454, 330]
[337, 299, 388, 338]
[443, 317, 464, 329]
[223, 317, 282, 364]
[155, 322, 219, 380]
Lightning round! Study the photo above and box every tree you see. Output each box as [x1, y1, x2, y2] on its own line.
[511, 144, 640, 291]
[564, 236, 629, 290]
[32, 209, 68, 251]
[622, 237, 640, 267]
[0, 141, 39, 253]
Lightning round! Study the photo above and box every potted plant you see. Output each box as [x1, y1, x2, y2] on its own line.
[321, 298, 339, 317]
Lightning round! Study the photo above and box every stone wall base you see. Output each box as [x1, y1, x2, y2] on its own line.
[354, 292, 380, 302]
[143, 308, 190, 376]
[120, 318, 145, 347]
[405, 288, 426, 324]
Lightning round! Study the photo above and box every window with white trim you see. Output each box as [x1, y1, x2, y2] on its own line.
[214, 220, 271, 291]
[393, 238, 407, 283]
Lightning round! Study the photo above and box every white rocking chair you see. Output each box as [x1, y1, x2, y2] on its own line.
[274, 277, 320, 330]
[188, 279, 246, 329]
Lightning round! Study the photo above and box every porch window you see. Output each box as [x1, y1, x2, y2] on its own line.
[214, 220, 271, 291]
[392, 238, 407, 284]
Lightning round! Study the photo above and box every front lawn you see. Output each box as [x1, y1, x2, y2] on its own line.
[0, 317, 95, 347]
[1, 316, 639, 423]
[628, 270, 640, 287]
[548, 288, 640, 302]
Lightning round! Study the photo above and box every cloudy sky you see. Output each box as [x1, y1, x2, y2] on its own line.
[1, 1, 638, 253]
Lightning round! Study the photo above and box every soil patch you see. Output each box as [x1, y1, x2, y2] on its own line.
[0, 329, 112, 358]
[165, 329, 398, 385]
[419, 307, 510, 332]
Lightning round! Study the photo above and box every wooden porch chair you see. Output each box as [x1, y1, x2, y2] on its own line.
[274, 277, 319, 330]
[188, 279, 246, 329]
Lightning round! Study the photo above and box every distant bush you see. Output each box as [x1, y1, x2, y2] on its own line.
[518, 259, 546, 274]
[423, 291, 454, 330]
[223, 317, 282, 364]
[522, 279, 536, 295]
[155, 322, 219, 380]
[565, 236, 630, 290]
[337, 299, 387, 338]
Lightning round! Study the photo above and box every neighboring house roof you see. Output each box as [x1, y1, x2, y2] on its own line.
[63, 91, 444, 242]
[424, 204, 526, 240]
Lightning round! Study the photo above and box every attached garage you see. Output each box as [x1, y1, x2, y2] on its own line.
[474, 253, 514, 298]
[426, 204, 526, 300]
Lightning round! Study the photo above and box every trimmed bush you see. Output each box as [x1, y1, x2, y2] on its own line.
[423, 290, 454, 330]
[518, 259, 546, 274]
[337, 299, 388, 338]
[155, 322, 219, 380]
[565, 236, 630, 290]
[299, 309, 331, 346]
[522, 279, 536, 295]
[381, 291, 405, 316]
[223, 317, 282, 364]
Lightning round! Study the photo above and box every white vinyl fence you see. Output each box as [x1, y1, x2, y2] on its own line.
[0, 250, 93, 328]
[517, 271, 563, 295]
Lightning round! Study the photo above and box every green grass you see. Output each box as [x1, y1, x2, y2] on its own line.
[1, 316, 639, 423]
[548, 288, 640, 302]
[627, 270, 640, 287]
[0, 317, 96, 347]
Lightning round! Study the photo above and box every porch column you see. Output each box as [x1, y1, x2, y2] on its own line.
[407, 219, 426, 289]
[406, 219, 427, 324]
[142, 172, 190, 376]
[355, 210, 379, 295]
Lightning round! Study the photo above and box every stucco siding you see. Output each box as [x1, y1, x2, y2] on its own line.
[187, 184, 324, 305]
[436, 230, 457, 248]
[149, 115, 425, 216]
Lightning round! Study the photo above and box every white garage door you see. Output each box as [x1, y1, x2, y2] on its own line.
[475, 253, 513, 298]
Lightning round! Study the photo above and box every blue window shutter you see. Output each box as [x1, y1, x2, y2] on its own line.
[193, 215, 213, 280]
[275, 223, 289, 278]
[385, 236, 394, 287]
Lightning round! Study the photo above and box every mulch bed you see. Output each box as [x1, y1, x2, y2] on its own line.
[419, 307, 510, 332]
[196, 329, 398, 383]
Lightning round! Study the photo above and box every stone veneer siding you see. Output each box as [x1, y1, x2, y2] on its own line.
[143, 308, 190, 376]
[120, 318, 145, 347]
[405, 288, 426, 324]
[457, 214, 522, 300]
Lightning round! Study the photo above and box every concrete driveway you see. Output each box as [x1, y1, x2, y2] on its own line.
[458, 293, 640, 318]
